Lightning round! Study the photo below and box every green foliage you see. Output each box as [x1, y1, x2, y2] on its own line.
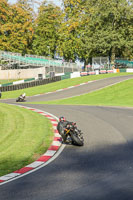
[32, 0, 62, 58]
[88, 0, 133, 62]
[60, 0, 133, 63]
[57, 0, 83, 61]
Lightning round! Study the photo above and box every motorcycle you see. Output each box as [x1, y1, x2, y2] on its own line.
[57, 120, 84, 146]
[16, 94, 26, 102]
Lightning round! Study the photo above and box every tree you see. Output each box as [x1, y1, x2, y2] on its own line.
[59, 0, 133, 65]
[0, 0, 12, 51]
[57, 0, 83, 61]
[81, 0, 133, 63]
[32, 0, 62, 58]
[10, 1, 34, 54]
[0, 0, 34, 54]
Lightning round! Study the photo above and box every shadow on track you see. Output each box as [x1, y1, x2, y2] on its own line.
[1, 141, 133, 200]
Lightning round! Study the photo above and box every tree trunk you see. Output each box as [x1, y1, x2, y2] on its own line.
[110, 46, 116, 65]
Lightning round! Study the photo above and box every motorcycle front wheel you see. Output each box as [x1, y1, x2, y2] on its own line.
[71, 132, 84, 146]
[16, 98, 19, 102]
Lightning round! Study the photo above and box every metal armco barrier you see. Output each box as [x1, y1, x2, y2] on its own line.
[0, 76, 61, 92]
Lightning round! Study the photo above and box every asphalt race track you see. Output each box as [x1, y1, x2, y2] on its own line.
[1, 75, 133, 200]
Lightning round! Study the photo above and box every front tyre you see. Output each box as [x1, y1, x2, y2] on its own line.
[16, 98, 19, 102]
[71, 132, 84, 146]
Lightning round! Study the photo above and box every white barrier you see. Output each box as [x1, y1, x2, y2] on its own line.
[0, 67, 46, 79]
[95, 70, 99, 75]
[70, 72, 80, 78]
[126, 68, 133, 73]
[113, 69, 117, 73]
[13, 80, 25, 85]
[55, 73, 64, 76]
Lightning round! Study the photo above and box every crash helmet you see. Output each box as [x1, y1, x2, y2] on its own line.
[59, 116, 66, 122]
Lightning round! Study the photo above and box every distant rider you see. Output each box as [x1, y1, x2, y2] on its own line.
[20, 93, 26, 100]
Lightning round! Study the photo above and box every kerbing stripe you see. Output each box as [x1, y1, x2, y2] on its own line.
[0, 173, 20, 181]
[34, 94, 40, 97]
[56, 89, 63, 92]
[14, 167, 33, 174]
[68, 86, 75, 88]
[50, 120, 58, 123]
[45, 115, 53, 118]
[52, 141, 61, 146]
[6, 173, 20, 178]
[43, 150, 56, 156]
[37, 156, 51, 162]
[50, 119, 57, 122]
[53, 126, 57, 130]
[54, 137, 61, 141]
[26, 161, 44, 168]
[48, 146, 60, 151]
[51, 122, 58, 126]
[0, 176, 13, 181]
[55, 133, 61, 137]
[54, 129, 59, 133]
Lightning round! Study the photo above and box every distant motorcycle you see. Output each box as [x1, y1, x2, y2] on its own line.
[16, 93, 26, 102]
[57, 117, 84, 146]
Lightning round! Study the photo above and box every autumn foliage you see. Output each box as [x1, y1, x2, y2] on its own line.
[0, 0, 33, 54]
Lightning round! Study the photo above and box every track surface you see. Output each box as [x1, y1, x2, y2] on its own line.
[1, 75, 133, 200]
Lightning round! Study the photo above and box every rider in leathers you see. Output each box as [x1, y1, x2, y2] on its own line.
[57, 117, 69, 143]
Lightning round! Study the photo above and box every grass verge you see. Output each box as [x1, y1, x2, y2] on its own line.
[0, 103, 54, 176]
[30, 78, 133, 108]
[1, 73, 133, 100]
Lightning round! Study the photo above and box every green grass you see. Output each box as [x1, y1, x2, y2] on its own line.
[1, 73, 132, 100]
[30, 78, 133, 108]
[0, 103, 54, 176]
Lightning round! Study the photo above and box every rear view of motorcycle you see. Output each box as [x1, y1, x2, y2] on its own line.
[57, 117, 84, 146]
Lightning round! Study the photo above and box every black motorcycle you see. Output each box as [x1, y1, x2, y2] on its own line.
[57, 120, 84, 146]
